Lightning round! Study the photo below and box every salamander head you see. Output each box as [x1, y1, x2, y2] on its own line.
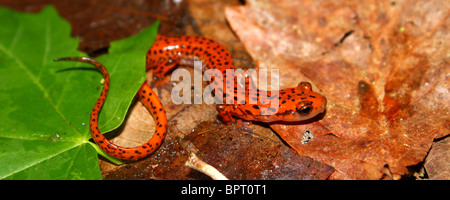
[230, 82, 327, 123]
[272, 82, 327, 122]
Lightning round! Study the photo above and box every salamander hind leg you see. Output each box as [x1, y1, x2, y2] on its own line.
[216, 104, 255, 131]
[216, 104, 235, 124]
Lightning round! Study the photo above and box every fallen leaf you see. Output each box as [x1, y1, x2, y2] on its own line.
[225, 0, 449, 179]
[186, 122, 334, 180]
[103, 118, 334, 180]
[424, 136, 450, 180]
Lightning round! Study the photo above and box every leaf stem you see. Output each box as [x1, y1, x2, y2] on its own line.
[87, 141, 123, 165]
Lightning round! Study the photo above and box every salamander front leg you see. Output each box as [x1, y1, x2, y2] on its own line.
[216, 104, 254, 131]
[148, 55, 181, 95]
[216, 104, 235, 124]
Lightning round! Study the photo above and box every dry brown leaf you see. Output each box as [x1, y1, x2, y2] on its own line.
[424, 136, 450, 180]
[225, 0, 449, 179]
[103, 118, 334, 180]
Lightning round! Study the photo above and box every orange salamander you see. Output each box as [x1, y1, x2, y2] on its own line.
[54, 34, 327, 160]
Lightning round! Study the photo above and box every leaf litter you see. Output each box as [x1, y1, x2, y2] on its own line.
[101, 0, 334, 180]
[8, 0, 446, 180]
[225, 0, 449, 179]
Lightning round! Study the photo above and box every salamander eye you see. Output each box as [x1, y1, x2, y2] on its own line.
[298, 82, 312, 91]
[298, 104, 313, 116]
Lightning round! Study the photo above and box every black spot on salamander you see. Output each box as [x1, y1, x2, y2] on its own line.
[245, 110, 253, 115]
[309, 95, 316, 98]
[253, 105, 261, 109]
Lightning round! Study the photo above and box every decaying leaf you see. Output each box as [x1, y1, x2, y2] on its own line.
[225, 0, 449, 179]
[103, 117, 334, 180]
[424, 136, 450, 180]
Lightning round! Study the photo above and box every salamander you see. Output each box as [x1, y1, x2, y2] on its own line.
[147, 35, 327, 123]
[54, 34, 326, 160]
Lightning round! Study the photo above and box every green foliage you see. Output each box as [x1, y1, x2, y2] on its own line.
[0, 5, 159, 179]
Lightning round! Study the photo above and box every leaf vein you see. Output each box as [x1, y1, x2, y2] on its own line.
[0, 42, 82, 137]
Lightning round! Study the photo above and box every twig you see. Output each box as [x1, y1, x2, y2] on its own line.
[185, 152, 228, 180]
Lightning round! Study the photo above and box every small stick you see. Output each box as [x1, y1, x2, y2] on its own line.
[185, 152, 228, 180]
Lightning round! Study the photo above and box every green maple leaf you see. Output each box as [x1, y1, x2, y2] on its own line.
[0, 6, 159, 179]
